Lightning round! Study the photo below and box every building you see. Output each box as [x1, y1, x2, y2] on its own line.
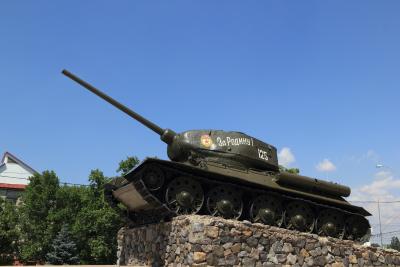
[0, 152, 37, 202]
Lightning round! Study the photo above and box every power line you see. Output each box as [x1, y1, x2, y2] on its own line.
[0, 171, 31, 175]
[349, 200, 400, 204]
[371, 230, 400, 237]
[0, 175, 88, 187]
[60, 182, 89, 187]
[371, 223, 400, 226]
[0, 175, 29, 180]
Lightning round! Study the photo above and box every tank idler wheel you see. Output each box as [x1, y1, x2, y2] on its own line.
[285, 201, 315, 233]
[345, 215, 371, 242]
[207, 185, 243, 219]
[250, 195, 284, 227]
[165, 177, 204, 215]
[142, 165, 165, 191]
[316, 209, 345, 238]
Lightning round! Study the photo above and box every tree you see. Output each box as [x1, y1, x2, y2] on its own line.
[46, 224, 79, 265]
[116, 156, 140, 176]
[52, 185, 87, 229]
[0, 198, 20, 265]
[16, 156, 138, 264]
[279, 165, 300, 174]
[18, 171, 60, 263]
[389, 236, 400, 251]
[71, 169, 124, 264]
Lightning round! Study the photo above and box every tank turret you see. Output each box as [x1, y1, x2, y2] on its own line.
[62, 70, 371, 242]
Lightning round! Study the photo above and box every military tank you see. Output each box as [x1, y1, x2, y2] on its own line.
[62, 69, 371, 241]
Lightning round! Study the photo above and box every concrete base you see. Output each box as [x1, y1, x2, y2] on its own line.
[117, 215, 400, 267]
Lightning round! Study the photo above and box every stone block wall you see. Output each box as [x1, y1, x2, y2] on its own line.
[117, 215, 400, 266]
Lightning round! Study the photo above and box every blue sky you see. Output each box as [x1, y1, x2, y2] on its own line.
[1, 1, 400, 241]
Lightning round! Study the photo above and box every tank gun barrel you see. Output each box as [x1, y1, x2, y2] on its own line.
[62, 69, 176, 143]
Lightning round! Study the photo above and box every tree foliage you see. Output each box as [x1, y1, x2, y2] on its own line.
[389, 236, 400, 251]
[46, 224, 79, 265]
[72, 169, 123, 264]
[18, 171, 60, 263]
[0, 198, 20, 265]
[116, 156, 140, 176]
[0, 156, 138, 264]
[279, 165, 300, 174]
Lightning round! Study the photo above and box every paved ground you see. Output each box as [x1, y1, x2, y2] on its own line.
[5, 265, 133, 267]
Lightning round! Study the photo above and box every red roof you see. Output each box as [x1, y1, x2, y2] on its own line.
[0, 183, 27, 189]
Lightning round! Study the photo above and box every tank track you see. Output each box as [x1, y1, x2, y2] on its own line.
[109, 159, 370, 242]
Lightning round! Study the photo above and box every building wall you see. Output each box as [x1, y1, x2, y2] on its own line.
[0, 154, 34, 202]
[0, 162, 31, 185]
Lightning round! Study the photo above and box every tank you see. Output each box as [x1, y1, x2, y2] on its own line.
[62, 69, 371, 242]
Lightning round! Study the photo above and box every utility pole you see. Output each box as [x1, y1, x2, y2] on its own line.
[378, 200, 383, 247]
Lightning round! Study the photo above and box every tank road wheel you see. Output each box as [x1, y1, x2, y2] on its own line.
[142, 165, 165, 191]
[165, 177, 204, 215]
[345, 215, 371, 242]
[207, 185, 243, 219]
[285, 201, 315, 233]
[316, 209, 345, 238]
[250, 195, 284, 227]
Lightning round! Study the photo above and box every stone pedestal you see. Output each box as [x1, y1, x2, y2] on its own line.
[117, 215, 400, 267]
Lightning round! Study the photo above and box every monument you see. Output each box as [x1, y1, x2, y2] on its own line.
[62, 70, 400, 266]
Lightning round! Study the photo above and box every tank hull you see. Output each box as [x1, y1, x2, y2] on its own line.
[108, 157, 371, 241]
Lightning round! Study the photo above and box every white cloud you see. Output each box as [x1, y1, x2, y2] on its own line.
[315, 159, 336, 172]
[348, 150, 380, 163]
[348, 171, 400, 242]
[360, 171, 400, 196]
[365, 150, 379, 161]
[278, 147, 295, 167]
[351, 171, 400, 202]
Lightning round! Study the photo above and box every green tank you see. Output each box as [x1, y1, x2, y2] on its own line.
[62, 70, 371, 241]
